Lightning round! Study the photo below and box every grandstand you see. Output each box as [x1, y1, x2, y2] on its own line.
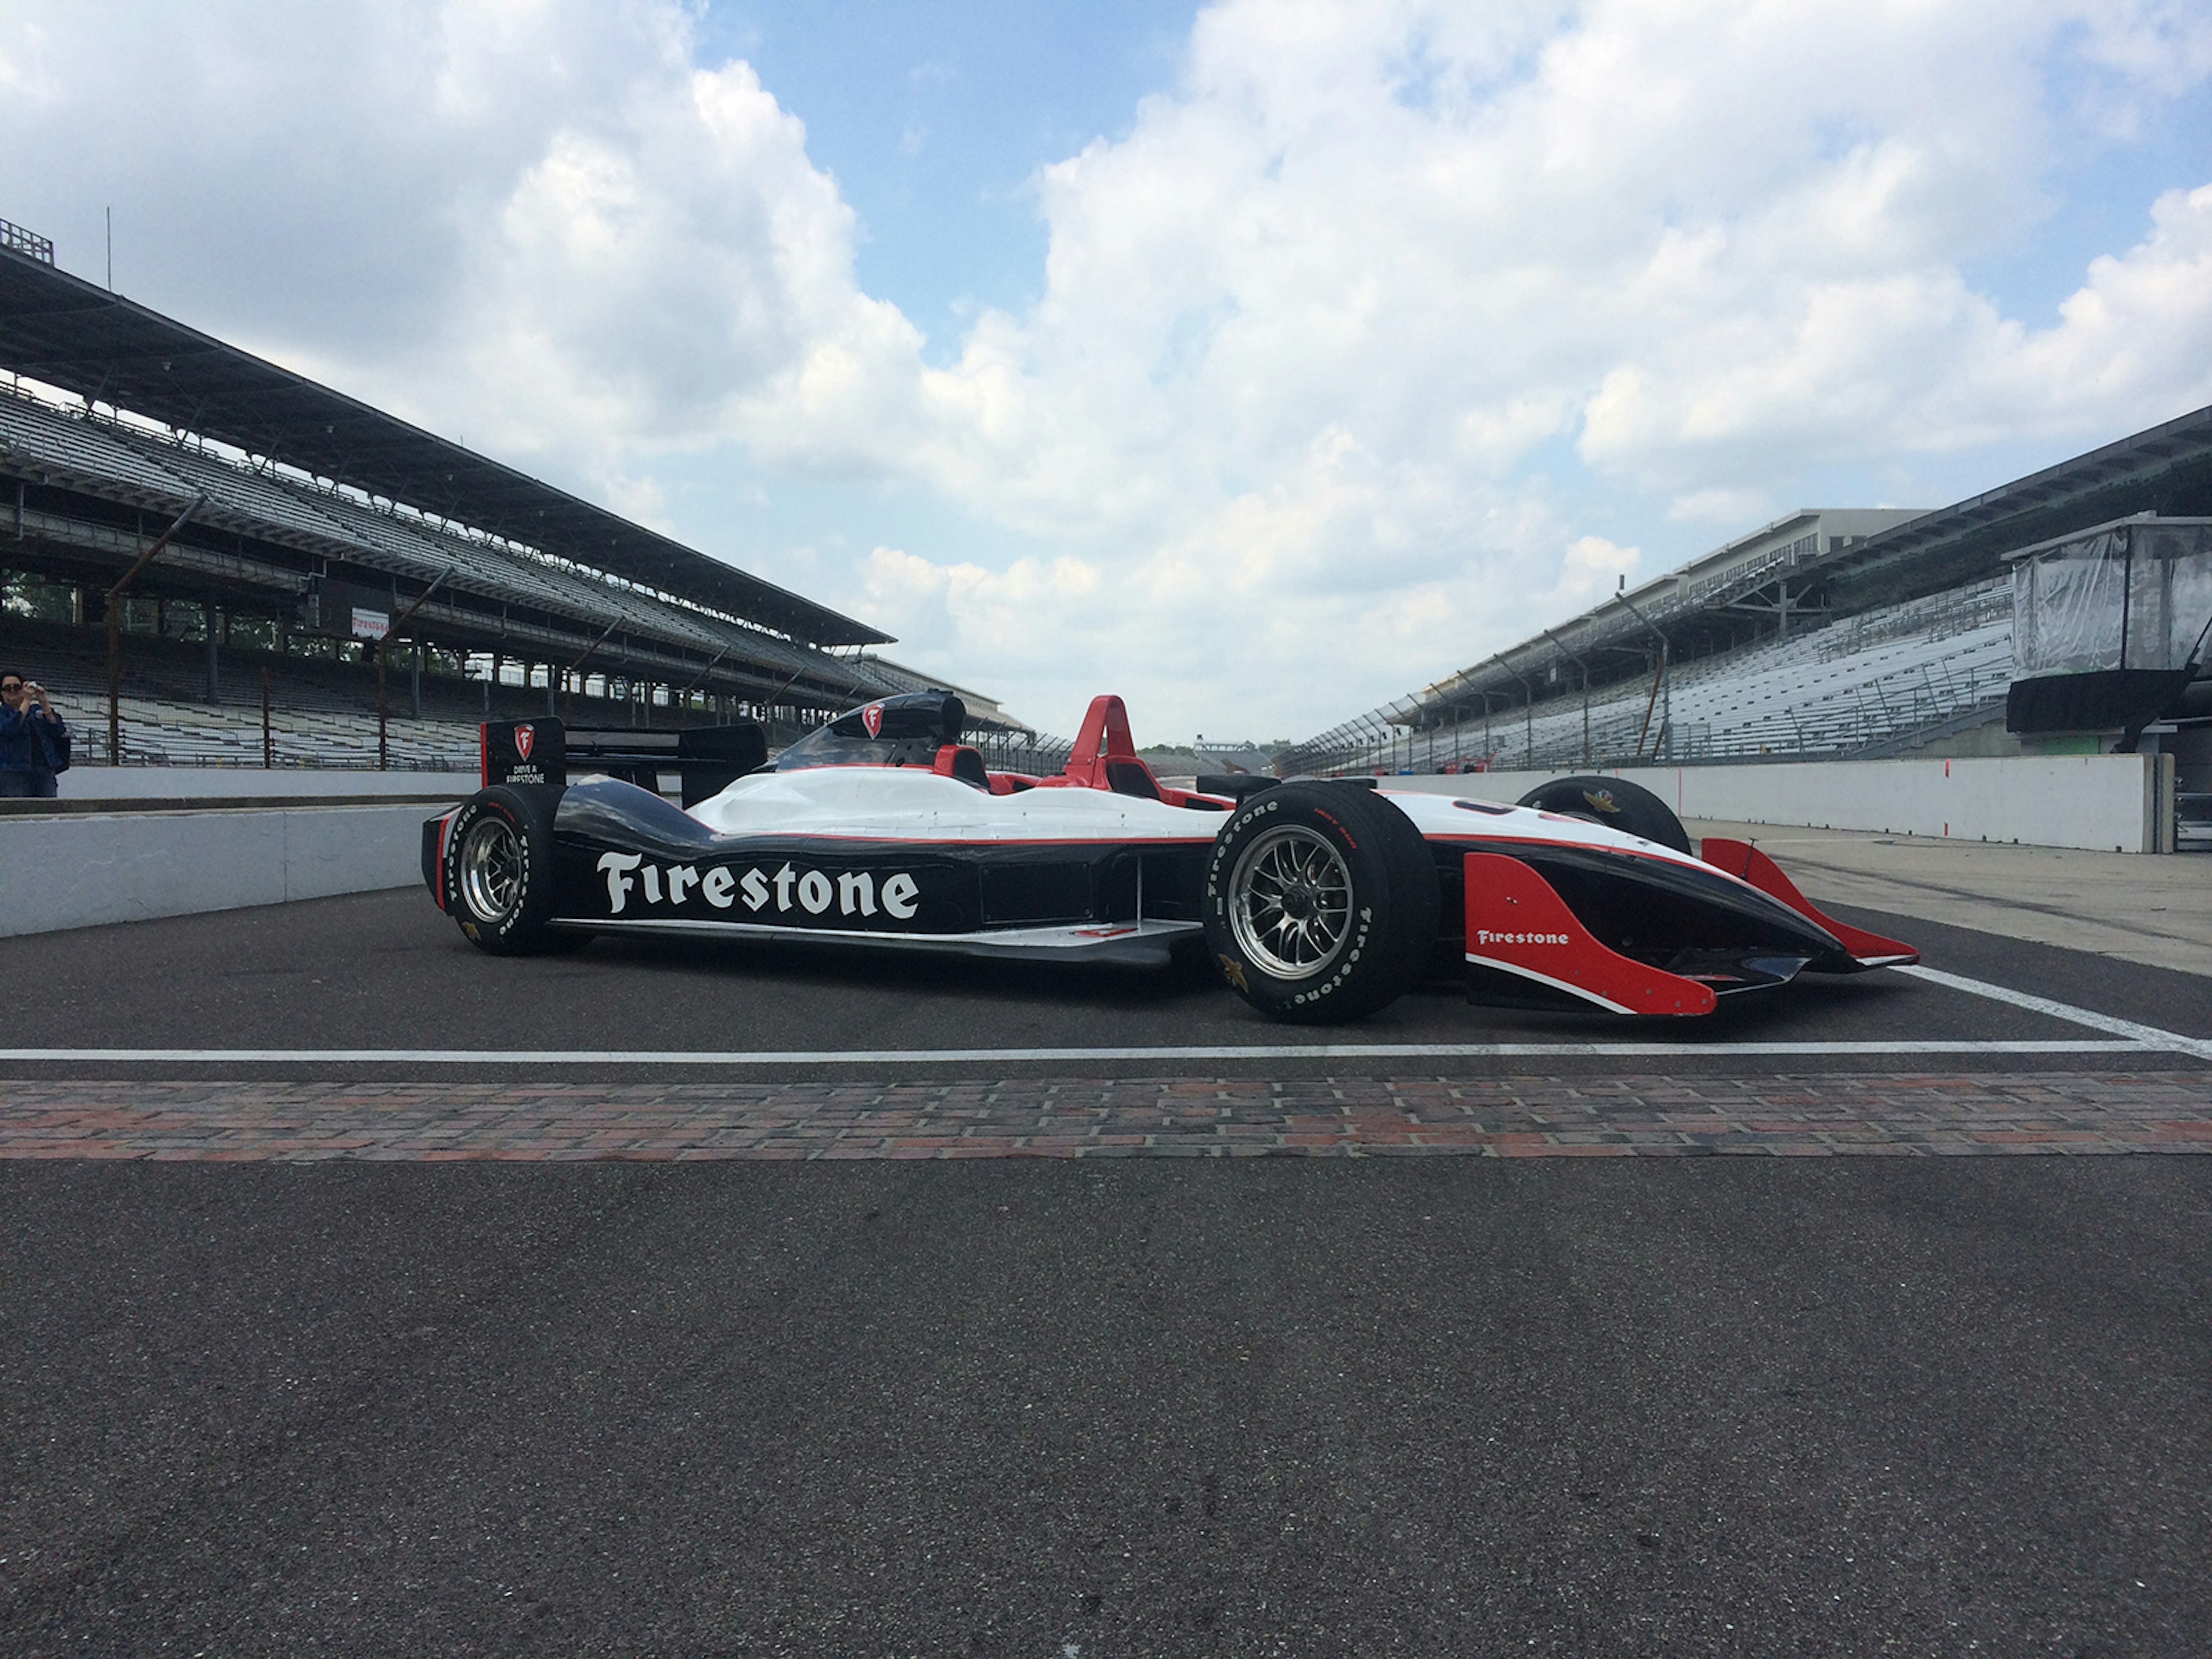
[1283, 404, 2212, 789]
[0, 221, 1062, 776]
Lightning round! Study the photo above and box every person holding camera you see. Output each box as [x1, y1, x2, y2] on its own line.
[0, 672, 68, 799]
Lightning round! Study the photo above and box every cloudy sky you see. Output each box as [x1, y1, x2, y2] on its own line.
[3, 1, 2209, 741]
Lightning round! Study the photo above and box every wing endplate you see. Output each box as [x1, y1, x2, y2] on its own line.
[1699, 838, 1918, 967]
[1463, 851, 1717, 1016]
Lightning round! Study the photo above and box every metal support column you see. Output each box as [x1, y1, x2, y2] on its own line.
[105, 495, 205, 766]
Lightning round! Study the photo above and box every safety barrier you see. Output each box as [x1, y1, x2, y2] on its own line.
[51, 767, 480, 802]
[7, 751, 2176, 940]
[0, 793, 463, 937]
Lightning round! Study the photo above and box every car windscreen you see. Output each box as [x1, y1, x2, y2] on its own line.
[771, 727, 941, 771]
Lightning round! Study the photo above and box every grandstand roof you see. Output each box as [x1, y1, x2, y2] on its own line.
[1282, 400, 2212, 770]
[1384, 507, 1919, 730]
[1429, 406, 2212, 715]
[1820, 402, 2212, 611]
[0, 244, 891, 647]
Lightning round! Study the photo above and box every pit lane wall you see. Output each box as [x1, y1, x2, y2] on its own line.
[48, 767, 481, 803]
[0, 770, 478, 937]
[0, 754, 2175, 939]
[1378, 753, 2176, 854]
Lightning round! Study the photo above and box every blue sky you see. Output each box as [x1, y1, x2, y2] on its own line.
[3, 1, 2209, 741]
[696, 2, 1201, 346]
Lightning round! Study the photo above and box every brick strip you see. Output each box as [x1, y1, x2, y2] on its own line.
[2, 1074, 2209, 1160]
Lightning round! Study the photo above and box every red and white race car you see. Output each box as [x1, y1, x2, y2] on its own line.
[423, 690, 1914, 1024]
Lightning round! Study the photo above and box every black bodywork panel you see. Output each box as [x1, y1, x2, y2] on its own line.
[545, 777, 1214, 934]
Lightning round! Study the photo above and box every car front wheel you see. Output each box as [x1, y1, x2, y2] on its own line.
[1203, 782, 1438, 1023]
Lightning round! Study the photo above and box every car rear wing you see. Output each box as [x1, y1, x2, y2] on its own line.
[481, 718, 767, 808]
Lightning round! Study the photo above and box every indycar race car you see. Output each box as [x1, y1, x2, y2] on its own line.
[422, 690, 1915, 1024]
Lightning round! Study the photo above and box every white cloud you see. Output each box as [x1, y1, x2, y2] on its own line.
[858, 546, 1104, 673]
[844, 0, 2212, 733]
[3, 0, 2209, 740]
[448, 55, 922, 466]
[1668, 488, 1772, 528]
[1580, 182, 2212, 480]
[1550, 536, 1641, 607]
[1998, 182, 2212, 419]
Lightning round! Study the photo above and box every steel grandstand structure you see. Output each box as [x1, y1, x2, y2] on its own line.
[0, 228, 1058, 774]
[1285, 404, 2212, 779]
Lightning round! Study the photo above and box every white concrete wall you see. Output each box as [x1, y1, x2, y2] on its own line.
[56, 766, 478, 801]
[1380, 753, 2163, 852]
[0, 804, 444, 937]
[3, 753, 2167, 939]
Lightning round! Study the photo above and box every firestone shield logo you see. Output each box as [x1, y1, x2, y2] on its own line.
[860, 702, 884, 738]
[514, 724, 535, 761]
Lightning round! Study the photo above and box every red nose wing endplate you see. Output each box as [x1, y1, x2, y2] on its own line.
[1462, 851, 1717, 1016]
[1699, 839, 1918, 967]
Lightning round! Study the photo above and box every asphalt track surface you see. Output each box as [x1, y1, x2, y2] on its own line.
[3, 885, 2211, 1074]
[6, 887, 2212, 1656]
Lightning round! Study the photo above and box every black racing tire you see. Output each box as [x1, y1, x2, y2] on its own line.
[1202, 782, 1440, 1024]
[440, 786, 566, 956]
[1516, 774, 1692, 854]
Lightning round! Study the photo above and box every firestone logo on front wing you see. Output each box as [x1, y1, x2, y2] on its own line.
[597, 853, 921, 921]
[1473, 928, 1571, 946]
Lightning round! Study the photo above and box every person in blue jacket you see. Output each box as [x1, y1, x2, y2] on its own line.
[0, 671, 67, 798]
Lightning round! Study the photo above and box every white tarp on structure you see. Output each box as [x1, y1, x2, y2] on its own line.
[2011, 518, 2212, 679]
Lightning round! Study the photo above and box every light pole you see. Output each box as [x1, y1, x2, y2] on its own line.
[1501, 655, 1537, 772]
[377, 569, 449, 770]
[104, 495, 206, 764]
[1539, 626, 1594, 769]
[1615, 588, 1670, 763]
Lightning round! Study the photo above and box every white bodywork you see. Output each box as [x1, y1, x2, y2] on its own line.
[689, 766, 1702, 866]
[689, 765, 1219, 843]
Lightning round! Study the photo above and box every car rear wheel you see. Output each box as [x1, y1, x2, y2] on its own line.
[440, 786, 570, 955]
[1516, 774, 1692, 854]
[1203, 782, 1438, 1023]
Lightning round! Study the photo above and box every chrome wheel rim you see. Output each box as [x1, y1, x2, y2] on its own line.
[1228, 825, 1352, 980]
[458, 817, 522, 923]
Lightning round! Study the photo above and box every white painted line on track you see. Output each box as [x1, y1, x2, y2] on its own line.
[0, 1039, 2164, 1066]
[1895, 965, 2212, 1062]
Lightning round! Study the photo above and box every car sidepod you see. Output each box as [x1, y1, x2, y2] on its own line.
[541, 776, 1218, 963]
